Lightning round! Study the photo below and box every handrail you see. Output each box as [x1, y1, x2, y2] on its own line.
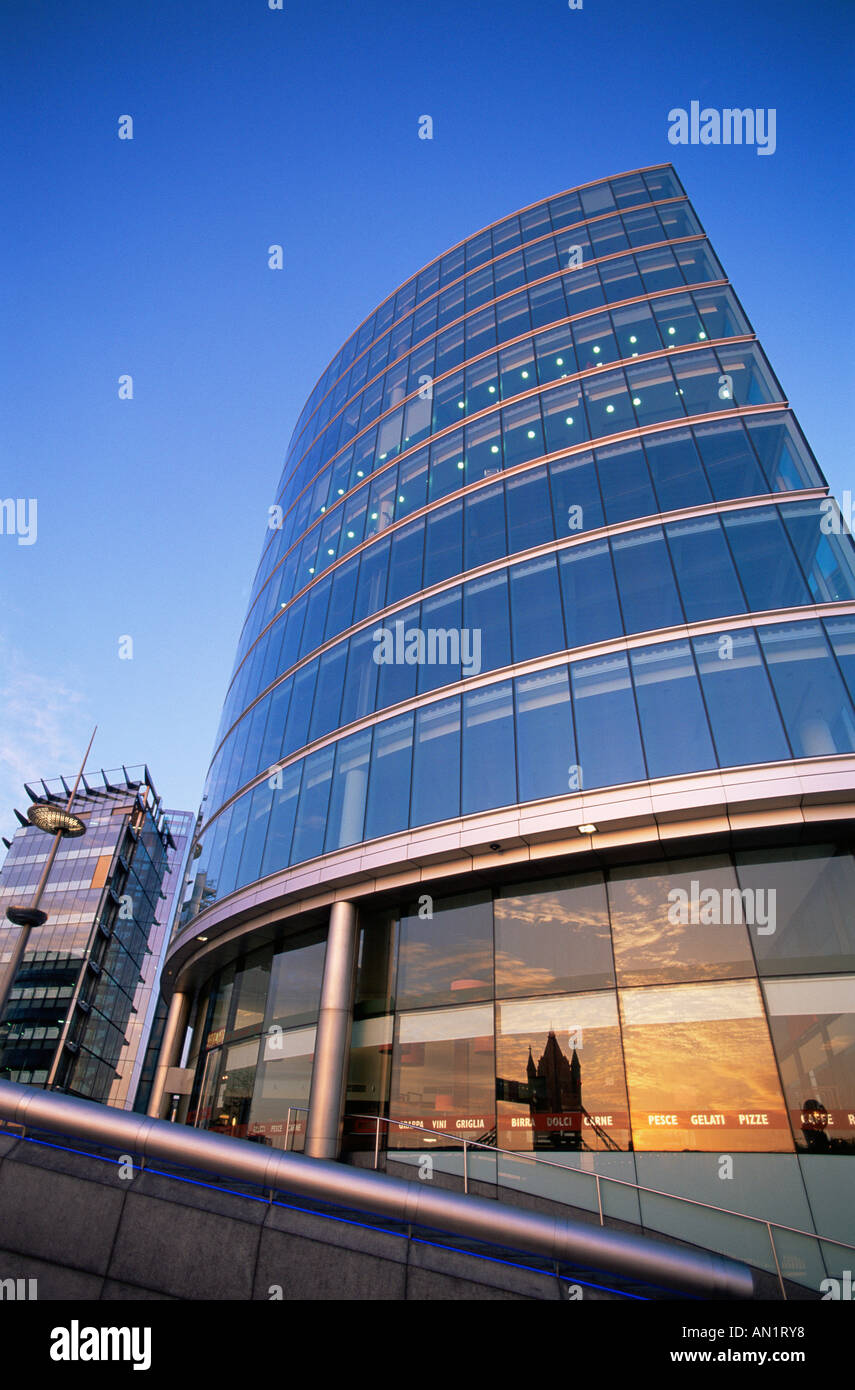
[0, 1080, 753, 1300]
[346, 1111, 853, 1298]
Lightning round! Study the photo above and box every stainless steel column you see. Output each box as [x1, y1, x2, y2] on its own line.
[146, 989, 191, 1119]
[305, 900, 358, 1160]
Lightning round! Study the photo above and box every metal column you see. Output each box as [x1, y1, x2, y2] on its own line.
[305, 900, 358, 1160]
[146, 989, 191, 1120]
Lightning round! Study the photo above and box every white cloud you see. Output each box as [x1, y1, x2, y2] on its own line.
[0, 643, 88, 843]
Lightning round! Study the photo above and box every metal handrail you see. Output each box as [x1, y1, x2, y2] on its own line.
[346, 1111, 854, 1298]
[0, 1080, 754, 1300]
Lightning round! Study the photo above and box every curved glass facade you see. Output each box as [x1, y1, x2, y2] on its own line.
[170, 165, 855, 1244]
[183, 166, 854, 915]
[185, 845, 855, 1160]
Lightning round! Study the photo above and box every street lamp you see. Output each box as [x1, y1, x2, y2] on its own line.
[0, 728, 96, 1031]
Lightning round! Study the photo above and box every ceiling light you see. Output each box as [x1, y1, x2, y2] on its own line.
[578, 823, 597, 834]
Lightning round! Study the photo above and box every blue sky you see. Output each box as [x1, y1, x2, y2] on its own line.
[1, 0, 852, 840]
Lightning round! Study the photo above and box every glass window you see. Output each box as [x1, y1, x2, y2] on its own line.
[249, 1025, 315, 1153]
[825, 616, 855, 705]
[559, 540, 623, 649]
[589, 214, 629, 259]
[571, 652, 646, 790]
[397, 893, 493, 1009]
[758, 621, 855, 757]
[692, 629, 791, 768]
[495, 873, 613, 998]
[506, 465, 554, 554]
[464, 570, 511, 673]
[509, 554, 565, 662]
[611, 527, 683, 634]
[781, 500, 855, 604]
[410, 696, 461, 828]
[763, 976, 855, 1154]
[502, 396, 545, 470]
[259, 679, 291, 771]
[597, 439, 657, 524]
[608, 856, 756, 988]
[572, 311, 618, 371]
[340, 627, 379, 725]
[325, 730, 371, 851]
[352, 536, 390, 622]
[533, 324, 577, 385]
[745, 413, 822, 493]
[386, 520, 424, 605]
[308, 644, 347, 740]
[499, 338, 536, 400]
[464, 352, 499, 414]
[260, 763, 302, 877]
[417, 588, 463, 694]
[736, 847, 855, 977]
[601, 254, 644, 304]
[424, 503, 463, 587]
[231, 946, 272, 1035]
[395, 446, 429, 520]
[611, 300, 661, 358]
[622, 205, 663, 248]
[464, 481, 506, 569]
[389, 1003, 495, 1147]
[283, 662, 318, 755]
[549, 449, 603, 534]
[376, 602, 419, 708]
[497, 992, 630, 1152]
[620, 980, 790, 1152]
[542, 379, 590, 454]
[722, 508, 811, 611]
[629, 639, 716, 778]
[514, 665, 575, 803]
[693, 419, 768, 500]
[364, 713, 414, 842]
[666, 514, 747, 622]
[462, 681, 515, 814]
[290, 746, 335, 864]
[644, 427, 712, 512]
[651, 292, 705, 348]
[717, 342, 781, 407]
[429, 428, 466, 502]
[325, 556, 359, 640]
[266, 931, 326, 1030]
[582, 367, 635, 437]
[235, 782, 274, 890]
[217, 793, 250, 899]
[625, 356, 681, 427]
[635, 244, 684, 292]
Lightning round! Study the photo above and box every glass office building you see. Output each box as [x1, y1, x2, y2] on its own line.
[164, 166, 854, 1276]
[0, 768, 190, 1105]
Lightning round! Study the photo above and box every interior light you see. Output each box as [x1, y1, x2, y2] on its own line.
[629, 335, 637, 344]
[527, 430, 536, 439]
[698, 331, 707, 340]
[457, 461, 465, 470]
[308, 567, 315, 573]
[347, 530, 354, 538]
[327, 548, 334, 555]
[632, 397, 641, 406]
[398, 495, 405, 503]
[458, 401, 465, 409]
[606, 404, 615, 413]
[521, 370, 529, 379]
[565, 416, 574, 426]
[491, 445, 499, 453]
[593, 345, 601, 354]
[488, 385, 496, 393]
[556, 357, 564, 366]
[320, 506, 326, 513]
[379, 453, 387, 460]
[357, 469, 364, 477]
[337, 488, 344, 495]
[371, 512, 378, 520]
[578, 823, 597, 834]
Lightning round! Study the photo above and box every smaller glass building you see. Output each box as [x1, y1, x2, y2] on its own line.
[0, 768, 190, 1105]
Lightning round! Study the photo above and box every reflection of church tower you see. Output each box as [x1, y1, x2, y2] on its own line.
[529, 1031, 582, 1148]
